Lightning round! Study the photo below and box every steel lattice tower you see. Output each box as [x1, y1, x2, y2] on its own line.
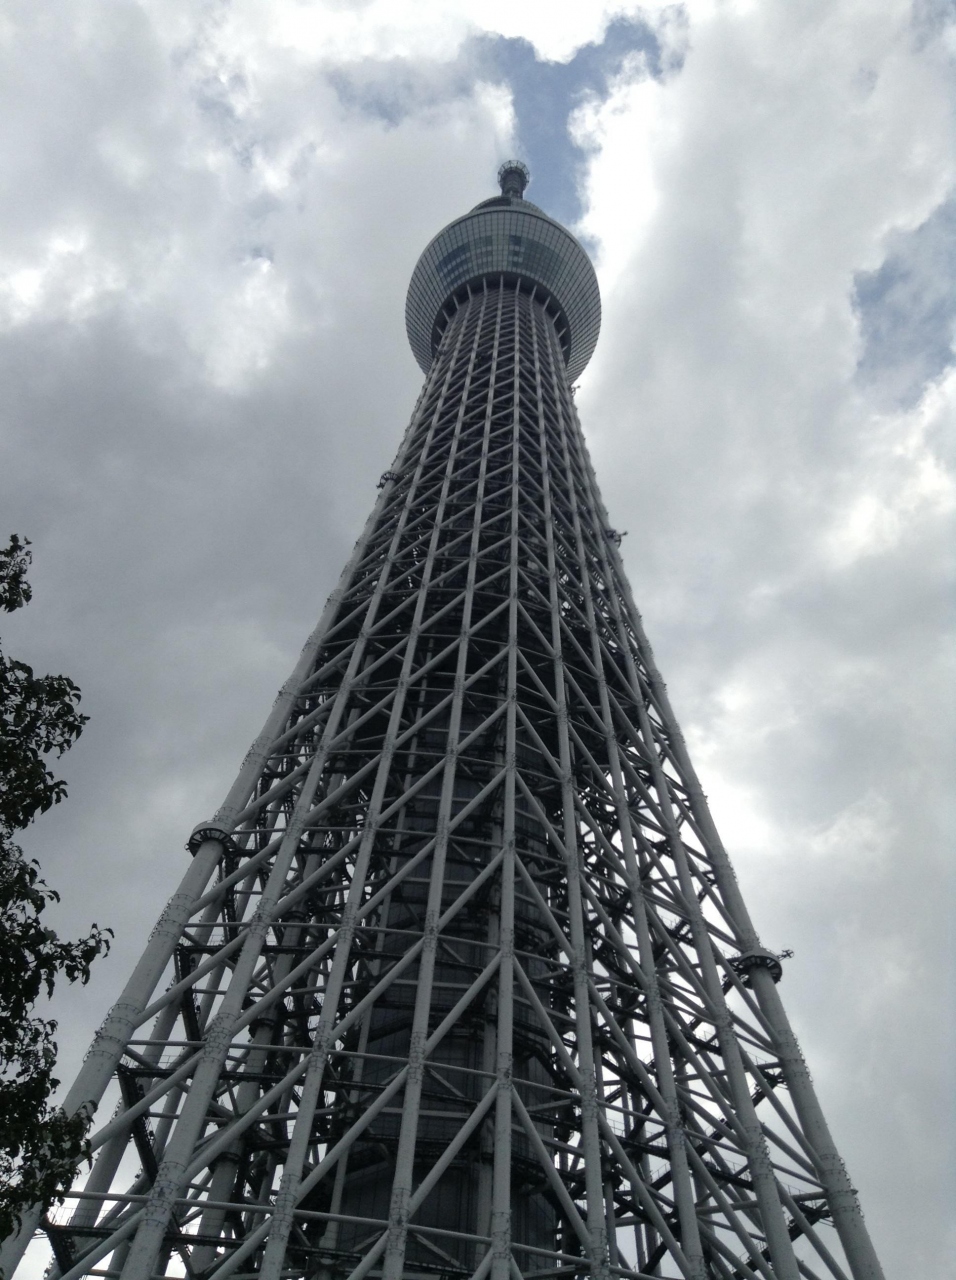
[6, 163, 885, 1280]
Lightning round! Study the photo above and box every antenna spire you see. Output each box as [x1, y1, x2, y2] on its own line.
[497, 159, 530, 198]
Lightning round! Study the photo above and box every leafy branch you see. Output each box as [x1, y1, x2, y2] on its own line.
[0, 535, 111, 1247]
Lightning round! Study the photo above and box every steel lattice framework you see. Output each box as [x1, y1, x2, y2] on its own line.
[5, 168, 885, 1280]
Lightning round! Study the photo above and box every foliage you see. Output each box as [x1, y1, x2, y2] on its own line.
[0, 535, 111, 1245]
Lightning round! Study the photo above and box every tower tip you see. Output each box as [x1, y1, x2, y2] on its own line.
[497, 160, 530, 198]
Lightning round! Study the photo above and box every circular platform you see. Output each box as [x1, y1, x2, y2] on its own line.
[406, 183, 601, 383]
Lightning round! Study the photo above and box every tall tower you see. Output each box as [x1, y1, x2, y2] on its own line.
[9, 163, 885, 1280]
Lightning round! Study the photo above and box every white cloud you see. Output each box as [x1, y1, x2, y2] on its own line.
[571, 5, 955, 1270]
[824, 369, 956, 567]
[170, 0, 659, 69]
[1, 0, 953, 1275]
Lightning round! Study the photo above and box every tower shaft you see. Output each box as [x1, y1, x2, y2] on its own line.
[4, 181, 886, 1280]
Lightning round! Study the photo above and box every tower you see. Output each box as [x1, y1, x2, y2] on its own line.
[8, 162, 885, 1280]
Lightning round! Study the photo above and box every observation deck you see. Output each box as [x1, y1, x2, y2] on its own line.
[406, 161, 601, 382]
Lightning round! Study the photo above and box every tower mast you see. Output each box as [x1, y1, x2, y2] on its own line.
[5, 163, 884, 1280]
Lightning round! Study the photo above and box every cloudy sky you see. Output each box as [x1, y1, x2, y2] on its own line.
[2, 1, 953, 1275]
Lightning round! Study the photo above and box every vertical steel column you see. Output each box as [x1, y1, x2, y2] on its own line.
[488, 282, 517, 1280]
[534, 304, 707, 1280]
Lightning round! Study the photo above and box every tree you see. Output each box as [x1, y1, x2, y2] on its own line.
[0, 535, 111, 1244]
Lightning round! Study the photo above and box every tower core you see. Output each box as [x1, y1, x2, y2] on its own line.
[4, 167, 886, 1280]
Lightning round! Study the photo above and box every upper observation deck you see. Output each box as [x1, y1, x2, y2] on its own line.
[406, 162, 601, 382]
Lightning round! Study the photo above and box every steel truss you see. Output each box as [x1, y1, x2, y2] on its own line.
[7, 280, 884, 1280]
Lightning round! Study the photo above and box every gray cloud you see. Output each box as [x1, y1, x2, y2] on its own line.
[1, 1, 953, 1276]
[576, 4, 955, 1270]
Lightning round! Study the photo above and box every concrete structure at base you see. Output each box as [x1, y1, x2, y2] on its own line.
[2, 163, 886, 1280]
